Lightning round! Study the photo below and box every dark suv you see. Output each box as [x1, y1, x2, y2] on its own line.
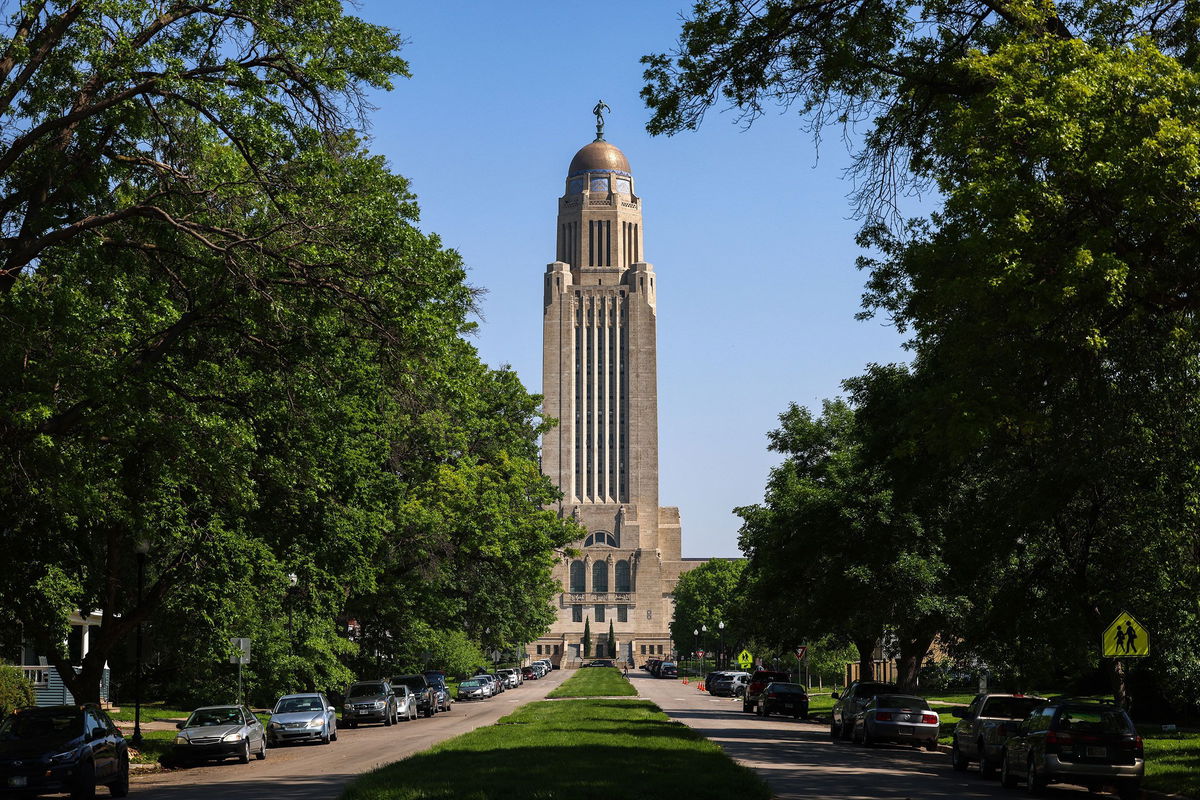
[343, 680, 399, 727]
[0, 704, 129, 798]
[741, 670, 790, 713]
[999, 700, 1144, 799]
[830, 680, 897, 739]
[422, 672, 453, 713]
[950, 693, 1047, 776]
[392, 674, 439, 718]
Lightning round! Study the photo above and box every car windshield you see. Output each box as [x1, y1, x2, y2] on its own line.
[876, 695, 929, 710]
[348, 683, 384, 698]
[392, 677, 424, 690]
[460, 680, 481, 688]
[982, 697, 1043, 719]
[768, 683, 806, 694]
[755, 672, 789, 682]
[0, 710, 83, 743]
[274, 697, 324, 714]
[185, 707, 242, 727]
[1057, 708, 1135, 734]
[855, 682, 897, 697]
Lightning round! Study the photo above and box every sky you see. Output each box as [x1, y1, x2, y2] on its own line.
[356, 1, 911, 558]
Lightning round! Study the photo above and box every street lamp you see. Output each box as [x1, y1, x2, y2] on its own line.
[693, 628, 699, 676]
[718, 621, 725, 669]
[131, 539, 150, 749]
[286, 573, 299, 654]
[701, 624, 707, 673]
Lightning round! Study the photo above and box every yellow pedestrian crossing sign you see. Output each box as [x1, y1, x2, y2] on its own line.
[736, 649, 753, 669]
[1102, 612, 1148, 658]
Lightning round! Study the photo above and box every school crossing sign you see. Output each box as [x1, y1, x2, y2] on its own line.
[1102, 611, 1148, 658]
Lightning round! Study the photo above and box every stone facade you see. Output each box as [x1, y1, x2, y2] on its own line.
[529, 136, 703, 666]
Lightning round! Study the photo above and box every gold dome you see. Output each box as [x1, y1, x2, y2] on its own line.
[568, 141, 631, 176]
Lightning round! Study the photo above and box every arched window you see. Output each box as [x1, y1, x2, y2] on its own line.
[570, 560, 585, 593]
[592, 560, 609, 593]
[615, 560, 631, 592]
[583, 530, 619, 548]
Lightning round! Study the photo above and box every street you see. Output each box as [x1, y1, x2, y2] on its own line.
[128, 670, 568, 800]
[631, 672, 1109, 800]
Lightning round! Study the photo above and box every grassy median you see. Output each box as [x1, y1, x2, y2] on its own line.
[546, 666, 637, 698]
[341, 698, 770, 800]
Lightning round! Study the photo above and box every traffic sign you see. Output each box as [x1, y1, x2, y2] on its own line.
[795, 646, 807, 661]
[736, 649, 753, 669]
[696, 650, 705, 659]
[1102, 612, 1149, 658]
[229, 637, 250, 664]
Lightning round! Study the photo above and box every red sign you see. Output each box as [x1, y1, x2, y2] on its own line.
[795, 646, 808, 660]
[697, 650, 706, 658]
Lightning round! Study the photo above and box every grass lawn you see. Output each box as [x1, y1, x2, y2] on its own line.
[341, 698, 770, 800]
[128, 729, 176, 765]
[1142, 730, 1200, 798]
[547, 667, 637, 698]
[108, 702, 189, 723]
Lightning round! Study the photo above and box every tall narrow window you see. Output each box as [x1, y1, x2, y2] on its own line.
[570, 561, 585, 592]
[592, 560, 608, 593]
[595, 605, 606, 623]
[615, 560, 631, 593]
[572, 605, 583, 623]
[617, 605, 628, 623]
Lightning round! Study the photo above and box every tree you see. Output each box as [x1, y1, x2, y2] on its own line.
[646, 0, 1200, 711]
[0, 2, 577, 705]
[668, 559, 746, 667]
[607, 621, 616, 660]
[582, 617, 592, 659]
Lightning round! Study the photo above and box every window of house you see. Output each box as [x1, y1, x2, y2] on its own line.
[572, 605, 583, 623]
[617, 605, 628, 623]
[595, 605, 605, 623]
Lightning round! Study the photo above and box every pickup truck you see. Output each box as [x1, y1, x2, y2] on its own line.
[949, 693, 1047, 776]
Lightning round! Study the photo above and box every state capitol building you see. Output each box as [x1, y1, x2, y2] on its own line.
[527, 118, 707, 665]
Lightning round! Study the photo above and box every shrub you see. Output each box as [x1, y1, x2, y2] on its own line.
[0, 663, 35, 714]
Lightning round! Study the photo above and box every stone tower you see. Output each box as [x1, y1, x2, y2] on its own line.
[529, 128, 700, 666]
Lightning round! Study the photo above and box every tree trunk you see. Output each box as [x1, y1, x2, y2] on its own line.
[854, 636, 877, 682]
[896, 632, 936, 693]
[51, 649, 107, 705]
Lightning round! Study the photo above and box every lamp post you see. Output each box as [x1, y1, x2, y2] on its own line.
[693, 628, 698, 677]
[131, 540, 149, 749]
[718, 621, 725, 669]
[286, 573, 298, 654]
[701, 624, 707, 674]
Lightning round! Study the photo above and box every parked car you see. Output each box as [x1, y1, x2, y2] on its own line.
[267, 692, 338, 746]
[531, 663, 548, 678]
[342, 680, 398, 727]
[949, 693, 1046, 776]
[423, 673, 453, 712]
[0, 703, 129, 797]
[392, 674, 439, 718]
[173, 704, 267, 764]
[457, 678, 490, 700]
[497, 668, 520, 688]
[851, 694, 940, 750]
[486, 674, 505, 693]
[749, 681, 810, 718]
[704, 671, 727, 690]
[583, 659, 615, 668]
[742, 670, 791, 713]
[521, 666, 538, 680]
[829, 680, 898, 739]
[999, 700, 1143, 800]
[659, 661, 678, 678]
[709, 672, 750, 697]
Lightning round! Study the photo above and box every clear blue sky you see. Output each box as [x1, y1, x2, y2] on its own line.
[357, 1, 910, 558]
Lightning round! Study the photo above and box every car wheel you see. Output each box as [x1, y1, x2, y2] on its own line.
[322, 725, 331, 744]
[925, 738, 939, 752]
[829, 721, 840, 739]
[1000, 751, 1018, 789]
[742, 699, 752, 713]
[424, 705, 434, 718]
[861, 724, 874, 747]
[979, 741, 997, 779]
[383, 709, 392, 726]
[349, 721, 358, 729]
[331, 726, 338, 742]
[257, 738, 267, 760]
[69, 759, 95, 800]
[756, 701, 765, 717]
[1025, 756, 1046, 795]
[238, 739, 251, 764]
[109, 754, 129, 797]
[951, 741, 968, 771]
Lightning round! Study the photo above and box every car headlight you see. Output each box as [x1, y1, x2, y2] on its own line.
[268, 722, 283, 730]
[49, 750, 77, 765]
[344, 704, 353, 711]
[306, 717, 324, 728]
[373, 701, 385, 710]
[222, 732, 243, 742]
[174, 736, 188, 745]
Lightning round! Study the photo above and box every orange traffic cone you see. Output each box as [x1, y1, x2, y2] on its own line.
[698, 682, 705, 691]
[682, 677, 689, 684]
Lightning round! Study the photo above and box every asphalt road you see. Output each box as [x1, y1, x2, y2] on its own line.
[631, 672, 1112, 800]
[128, 669, 568, 800]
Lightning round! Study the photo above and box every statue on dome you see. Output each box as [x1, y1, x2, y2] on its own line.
[592, 99, 611, 141]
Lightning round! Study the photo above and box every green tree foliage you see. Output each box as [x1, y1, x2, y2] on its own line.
[0, 1, 576, 705]
[646, 0, 1200, 709]
[607, 621, 616, 658]
[668, 559, 745, 665]
[0, 664, 34, 715]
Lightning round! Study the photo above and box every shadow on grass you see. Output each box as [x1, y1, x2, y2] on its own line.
[343, 742, 769, 800]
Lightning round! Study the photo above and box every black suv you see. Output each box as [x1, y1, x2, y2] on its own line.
[741, 670, 790, 713]
[830, 680, 897, 739]
[0, 704, 129, 797]
[949, 693, 1047, 776]
[392, 674, 439, 718]
[999, 700, 1144, 799]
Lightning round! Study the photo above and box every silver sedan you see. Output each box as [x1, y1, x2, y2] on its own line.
[267, 693, 338, 745]
[852, 694, 941, 750]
